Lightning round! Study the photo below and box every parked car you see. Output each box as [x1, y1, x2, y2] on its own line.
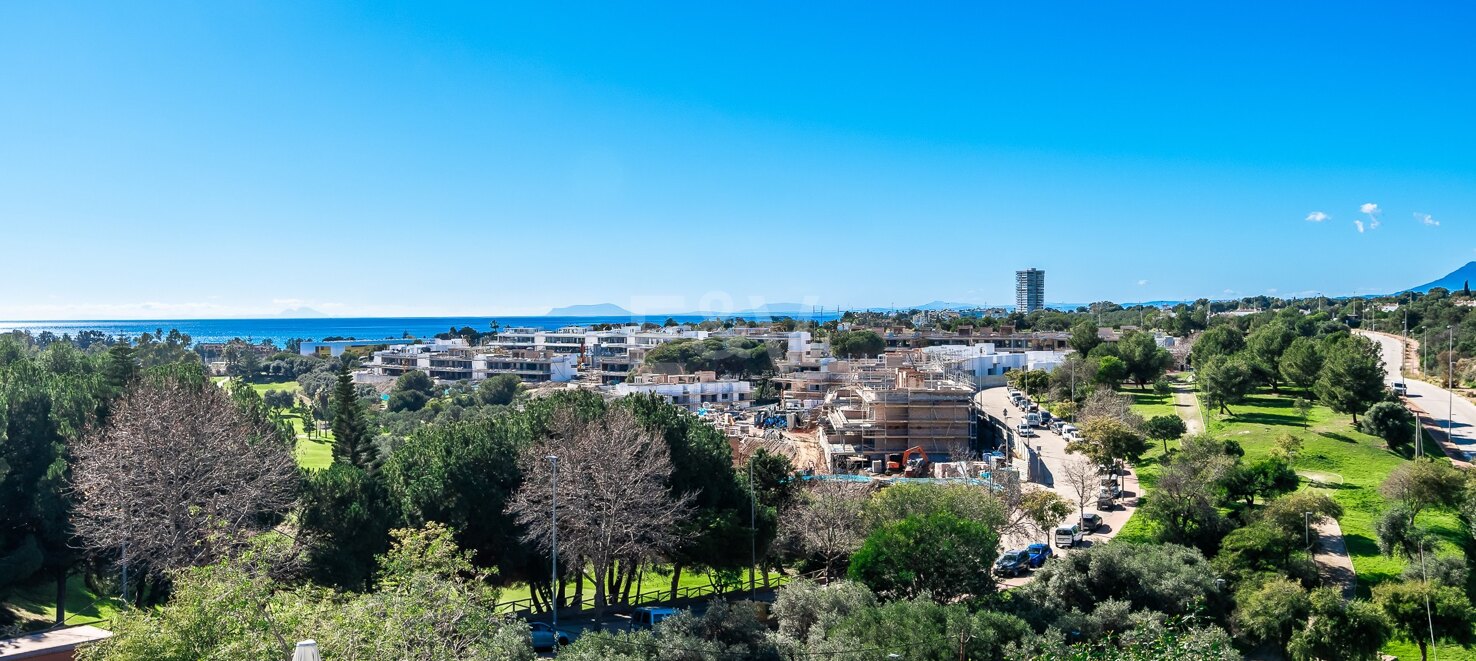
[529, 622, 572, 650]
[1025, 412, 1042, 427]
[1081, 512, 1103, 532]
[1097, 487, 1117, 509]
[1025, 542, 1053, 567]
[1393, 382, 1408, 396]
[1060, 424, 1079, 439]
[994, 549, 1032, 576]
[1049, 420, 1066, 434]
[629, 607, 677, 630]
[1016, 423, 1036, 437]
[1100, 481, 1122, 498]
[1054, 523, 1083, 548]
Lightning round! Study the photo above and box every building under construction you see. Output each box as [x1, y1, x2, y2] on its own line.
[818, 367, 976, 470]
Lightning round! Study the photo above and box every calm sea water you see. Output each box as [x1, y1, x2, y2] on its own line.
[0, 314, 839, 346]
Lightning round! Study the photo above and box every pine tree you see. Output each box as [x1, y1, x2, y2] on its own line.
[331, 366, 377, 472]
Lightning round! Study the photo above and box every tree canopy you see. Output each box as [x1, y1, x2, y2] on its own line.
[829, 330, 886, 359]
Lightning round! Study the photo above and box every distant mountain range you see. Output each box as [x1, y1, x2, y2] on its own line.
[546, 303, 635, 317]
[911, 300, 984, 311]
[542, 268, 1476, 320]
[270, 307, 327, 318]
[1405, 261, 1476, 294]
[546, 302, 834, 317]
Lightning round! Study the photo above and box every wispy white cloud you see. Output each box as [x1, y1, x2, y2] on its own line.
[1415, 212, 1440, 227]
[1360, 202, 1382, 231]
[1137, 279, 1149, 286]
[1311, 205, 1390, 233]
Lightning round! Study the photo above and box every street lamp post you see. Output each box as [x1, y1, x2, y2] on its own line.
[547, 455, 559, 628]
[1304, 511, 1313, 548]
[1422, 327, 1429, 459]
[1449, 327, 1456, 446]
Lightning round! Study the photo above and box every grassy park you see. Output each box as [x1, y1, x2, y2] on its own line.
[494, 566, 790, 613]
[5, 575, 121, 629]
[214, 378, 333, 469]
[1121, 384, 1472, 660]
[1126, 387, 1176, 420]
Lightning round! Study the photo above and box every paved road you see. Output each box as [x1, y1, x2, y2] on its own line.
[1312, 518, 1357, 599]
[1171, 378, 1205, 435]
[1361, 330, 1476, 460]
[976, 386, 1137, 586]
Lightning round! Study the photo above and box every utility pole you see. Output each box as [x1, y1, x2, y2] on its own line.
[547, 455, 559, 628]
[749, 458, 756, 599]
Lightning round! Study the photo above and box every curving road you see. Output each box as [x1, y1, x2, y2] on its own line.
[975, 386, 1138, 588]
[1360, 330, 1476, 460]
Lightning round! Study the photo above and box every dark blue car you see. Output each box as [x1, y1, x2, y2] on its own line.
[1026, 542, 1053, 568]
[993, 549, 1031, 576]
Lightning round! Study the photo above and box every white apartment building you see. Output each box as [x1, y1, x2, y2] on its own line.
[358, 339, 578, 384]
[921, 344, 1067, 387]
[612, 371, 753, 412]
[483, 325, 710, 383]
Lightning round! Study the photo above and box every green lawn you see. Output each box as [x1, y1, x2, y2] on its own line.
[1118, 386, 1472, 659]
[5, 574, 121, 630]
[495, 566, 789, 612]
[227, 380, 331, 470]
[253, 381, 301, 396]
[280, 410, 333, 470]
[1126, 388, 1176, 420]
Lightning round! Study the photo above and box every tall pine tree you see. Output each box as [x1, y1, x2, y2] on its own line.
[331, 365, 377, 472]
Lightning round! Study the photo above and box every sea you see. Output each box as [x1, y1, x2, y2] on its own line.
[0, 313, 841, 346]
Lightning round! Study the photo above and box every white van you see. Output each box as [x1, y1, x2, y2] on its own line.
[629, 607, 677, 630]
[1054, 523, 1083, 548]
[1025, 412, 1041, 427]
[1060, 425, 1079, 440]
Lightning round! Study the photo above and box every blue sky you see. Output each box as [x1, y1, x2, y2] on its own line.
[2, 2, 1474, 318]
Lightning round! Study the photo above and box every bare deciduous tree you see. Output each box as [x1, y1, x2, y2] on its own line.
[1061, 455, 1100, 525]
[70, 380, 299, 585]
[987, 472, 1035, 542]
[783, 480, 870, 582]
[1079, 390, 1145, 431]
[508, 407, 692, 618]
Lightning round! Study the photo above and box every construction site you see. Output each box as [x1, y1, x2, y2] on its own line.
[712, 351, 1028, 488]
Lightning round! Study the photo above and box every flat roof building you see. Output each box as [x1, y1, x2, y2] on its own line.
[1016, 268, 1045, 313]
[357, 339, 578, 384]
[613, 371, 753, 412]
